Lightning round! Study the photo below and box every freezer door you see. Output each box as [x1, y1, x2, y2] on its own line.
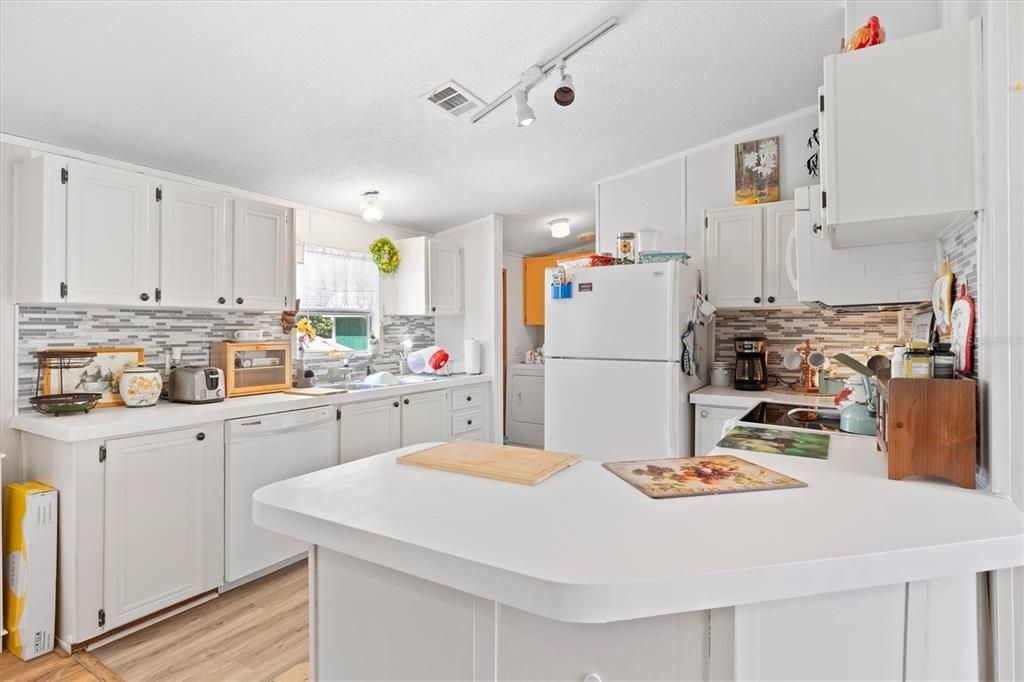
[545, 358, 679, 462]
[545, 262, 679, 361]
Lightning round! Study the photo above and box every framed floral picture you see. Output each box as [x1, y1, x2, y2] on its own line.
[735, 136, 780, 204]
[604, 455, 806, 499]
[43, 347, 145, 407]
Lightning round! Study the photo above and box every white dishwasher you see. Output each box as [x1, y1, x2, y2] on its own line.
[226, 405, 339, 582]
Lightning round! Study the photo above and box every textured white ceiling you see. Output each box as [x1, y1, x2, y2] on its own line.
[0, 1, 842, 255]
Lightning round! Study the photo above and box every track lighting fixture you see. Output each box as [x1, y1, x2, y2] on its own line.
[513, 89, 535, 127]
[549, 218, 571, 238]
[360, 191, 383, 223]
[554, 62, 575, 107]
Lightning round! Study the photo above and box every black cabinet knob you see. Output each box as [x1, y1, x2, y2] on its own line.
[236, 297, 244, 305]
[196, 432, 206, 441]
[467, 419, 473, 426]
[140, 292, 150, 301]
[754, 296, 761, 304]
[393, 401, 400, 408]
[466, 396, 472, 402]
[767, 296, 776, 303]
[403, 398, 410, 405]
[218, 297, 226, 304]
[431, 306, 436, 312]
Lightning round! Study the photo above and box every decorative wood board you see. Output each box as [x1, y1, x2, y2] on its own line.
[283, 387, 348, 396]
[604, 455, 807, 499]
[397, 441, 580, 486]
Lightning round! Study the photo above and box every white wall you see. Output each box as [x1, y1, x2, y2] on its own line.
[435, 215, 503, 442]
[0, 142, 33, 486]
[502, 253, 542, 366]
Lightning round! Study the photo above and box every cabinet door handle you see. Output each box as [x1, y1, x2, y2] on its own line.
[139, 292, 150, 302]
[196, 432, 206, 441]
[403, 398, 410, 405]
[753, 296, 761, 304]
[700, 410, 709, 418]
[431, 306, 436, 312]
[393, 401, 400, 408]
[767, 296, 776, 304]
[236, 297, 244, 305]
[467, 419, 473, 426]
[218, 297, 226, 304]
[466, 396, 472, 402]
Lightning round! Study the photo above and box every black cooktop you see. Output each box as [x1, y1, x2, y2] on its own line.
[740, 402, 844, 433]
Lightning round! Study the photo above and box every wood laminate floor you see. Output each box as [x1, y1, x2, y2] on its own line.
[2, 560, 309, 682]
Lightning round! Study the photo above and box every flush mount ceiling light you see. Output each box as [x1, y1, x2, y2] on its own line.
[513, 89, 536, 127]
[553, 62, 575, 107]
[549, 218, 571, 238]
[360, 191, 383, 223]
[470, 17, 617, 127]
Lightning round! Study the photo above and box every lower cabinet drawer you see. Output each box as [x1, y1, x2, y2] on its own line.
[451, 409, 483, 436]
[451, 386, 484, 409]
[453, 428, 485, 442]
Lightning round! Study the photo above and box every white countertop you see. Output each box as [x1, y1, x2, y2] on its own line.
[690, 385, 839, 409]
[253, 437, 1024, 624]
[12, 374, 491, 442]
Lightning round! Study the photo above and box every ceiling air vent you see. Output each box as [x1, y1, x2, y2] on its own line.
[423, 80, 484, 119]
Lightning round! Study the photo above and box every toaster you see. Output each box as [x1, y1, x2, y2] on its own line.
[168, 367, 225, 403]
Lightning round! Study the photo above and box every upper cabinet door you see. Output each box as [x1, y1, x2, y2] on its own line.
[763, 202, 799, 307]
[705, 206, 763, 308]
[65, 161, 157, 306]
[159, 183, 232, 309]
[233, 199, 292, 310]
[428, 241, 463, 315]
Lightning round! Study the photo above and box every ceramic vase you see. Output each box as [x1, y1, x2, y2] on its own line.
[119, 367, 162, 407]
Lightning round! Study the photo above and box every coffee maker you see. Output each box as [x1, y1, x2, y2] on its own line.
[734, 337, 769, 391]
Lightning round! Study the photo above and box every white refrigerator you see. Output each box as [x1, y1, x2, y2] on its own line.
[544, 261, 707, 462]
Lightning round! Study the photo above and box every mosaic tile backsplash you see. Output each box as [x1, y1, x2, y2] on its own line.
[16, 306, 435, 410]
[712, 306, 920, 384]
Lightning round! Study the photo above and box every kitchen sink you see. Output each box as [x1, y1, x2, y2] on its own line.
[395, 375, 438, 384]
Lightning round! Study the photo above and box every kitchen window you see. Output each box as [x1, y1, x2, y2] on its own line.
[296, 244, 379, 354]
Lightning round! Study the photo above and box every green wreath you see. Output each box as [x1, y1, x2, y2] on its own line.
[369, 237, 400, 274]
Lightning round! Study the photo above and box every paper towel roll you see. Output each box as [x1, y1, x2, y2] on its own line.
[464, 338, 482, 375]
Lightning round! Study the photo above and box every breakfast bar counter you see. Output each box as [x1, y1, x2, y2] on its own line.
[254, 438, 1024, 680]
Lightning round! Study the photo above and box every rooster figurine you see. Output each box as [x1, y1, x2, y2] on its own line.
[844, 15, 886, 52]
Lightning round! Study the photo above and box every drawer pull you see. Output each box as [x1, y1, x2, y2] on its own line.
[393, 401, 400, 408]
[467, 419, 473, 426]
[466, 396, 472, 402]
[196, 432, 206, 441]
[403, 398, 410, 405]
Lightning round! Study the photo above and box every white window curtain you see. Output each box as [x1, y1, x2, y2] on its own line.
[296, 244, 379, 313]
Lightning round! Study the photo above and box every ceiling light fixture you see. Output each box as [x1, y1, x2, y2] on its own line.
[553, 62, 575, 107]
[513, 89, 535, 127]
[470, 17, 617, 126]
[360, 191, 383, 223]
[549, 218, 571, 238]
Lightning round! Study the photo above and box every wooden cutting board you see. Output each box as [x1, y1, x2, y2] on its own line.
[397, 441, 580, 486]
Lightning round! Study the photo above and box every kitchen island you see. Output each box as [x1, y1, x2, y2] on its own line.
[254, 437, 1024, 680]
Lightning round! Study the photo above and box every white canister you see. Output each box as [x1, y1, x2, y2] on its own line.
[710, 362, 733, 387]
[464, 338, 482, 375]
[118, 367, 162, 407]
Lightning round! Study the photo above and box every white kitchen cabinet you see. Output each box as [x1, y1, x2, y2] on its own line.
[596, 157, 686, 256]
[13, 154, 68, 303]
[695, 404, 749, 455]
[65, 160, 159, 306]
[233, 198, 293, 311]
[340, 397, 402, 462]
[821, 19, 981, 247]
[390, 236, 464, 315]
[705, 206, 763, 308]
[401, 389, 450, 446]
[102, 424, 223, 630]
[705, 202, 796, 309]
[158, 182, 233, 309]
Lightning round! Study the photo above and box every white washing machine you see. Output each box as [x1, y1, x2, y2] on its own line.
[506, 363, 545, 447]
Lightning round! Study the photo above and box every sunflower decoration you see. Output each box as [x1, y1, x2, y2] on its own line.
[295, 317, 317, 352]
[369, 237, 400, 274]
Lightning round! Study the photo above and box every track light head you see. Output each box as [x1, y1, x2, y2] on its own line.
[513, 89, 535, 127]
[554, 64, 575, 107]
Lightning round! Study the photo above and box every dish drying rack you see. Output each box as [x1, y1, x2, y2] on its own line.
[29, 349, 102, 416]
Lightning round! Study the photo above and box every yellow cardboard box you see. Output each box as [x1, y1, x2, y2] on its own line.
[3, 481, 57, 661]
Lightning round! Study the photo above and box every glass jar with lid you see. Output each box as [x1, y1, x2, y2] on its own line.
[616, 232, 636, 264]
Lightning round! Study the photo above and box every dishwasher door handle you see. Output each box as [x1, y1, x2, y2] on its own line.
[232, 419, 333, 438]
